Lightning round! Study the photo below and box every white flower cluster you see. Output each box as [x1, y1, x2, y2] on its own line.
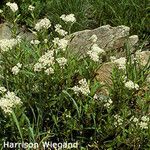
[56, 57, 67, 68]
[0, 38, 20, 52]
[131, 116, 149, 129]
[60, 14, 76, 23]
[114, 114, 123, 127]
[87, 43, 105, 62]
[11, 63, 22, 75]
[104, 98, 113, 108]
[6, 2, 18, 12]
[71, 78, 90, 96]
[45, 67, 54, 75]
[35, 18, 51, 31]
[0, 90, 22, 114]
[113, 57, 126, 70]
[28, 5, 35, 11]
[124, 80, 139, 90]
[55, 24, 68, 36]
[30, 40, 40, 45]
[34, 50, 55, 75]
[0, 87, 7, 94]
[53, 38, 68, 51]
[0, 9, 3, 13]
[110, 56, 117, 62]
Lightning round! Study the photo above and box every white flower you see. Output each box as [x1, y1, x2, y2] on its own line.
[60, 14, 76, 23]
[34, 63, 43, 72]
[34, 50, 55, 72]
[28, 5, 35, 11]
[104, 102, 111, 108]
[104, 98, 113, 108]
[16, 63, 22, 68]
[38, 50, 54, 66]
[16, 35, 22, 43]
[55, 24, 68, 36]
[125, 80, 139, 90]
[53, 37, 60, 46]
[45, 67, 54, 75]
[133, 117, 139, 123]
[80, 86, 90, 96]
[58, 39, 68, 50]
[93, 94, 98, 100]
[11, 63, 22, 75]
[131, 115, 149, 129]
[90, 34, 98, 43]
[71, 78, 90, 96]
[0, 87, 7, 93]
[6, 2, 18, 12]
[35, 18, 51, 31]
[114, 114, 123, 127]
[56, 29, 68, 37]
[113, 57, 126, 70]
[141, 116, 149, 122]
[79, 78, 87, 86]
[76, 79, 90, 95]
[122, 75, 128, 83]
[55, 24, 62, 29]
[139, 122, 148, 129]
[12, 66, 20, 75]
[56, 57, 67, 68]
[110, 56, 117, 62]
[71, 86, 81, 95]
[0, 91, 22, 114]
[53, 38, 68, 51]
[87, 51, 99, 62]
[91, 44, 105, 54]
[30, 40, 40, 45]
[0, 38, 19, 52]
[87, 44, 105, 62]
[44, 39, 48, 43]
[0, 9, 3, 13]
[108, 99, 113, 104]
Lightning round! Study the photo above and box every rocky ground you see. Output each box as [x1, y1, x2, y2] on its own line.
[0, 22, 150, 95]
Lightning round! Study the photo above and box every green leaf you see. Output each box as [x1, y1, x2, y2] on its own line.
[11, 111, 24, 142]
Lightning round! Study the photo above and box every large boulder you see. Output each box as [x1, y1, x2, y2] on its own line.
[68, 25, 138, 54]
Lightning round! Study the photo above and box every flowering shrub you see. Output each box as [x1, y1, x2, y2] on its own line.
[0, 2, 150, 149]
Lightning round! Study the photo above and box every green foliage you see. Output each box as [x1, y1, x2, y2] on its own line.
[88, 0, 150, 39]
[0, 1, 150, 149]
[1, 0, 149, 39]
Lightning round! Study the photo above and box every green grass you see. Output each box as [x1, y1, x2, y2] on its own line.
[0, 0, 150, 149]
[1, 0, 149, 39]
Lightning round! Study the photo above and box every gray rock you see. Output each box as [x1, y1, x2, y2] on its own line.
[96, 62, 115, 86]
[135, 51, 150, 66]
[128, 35, 139, 46]
[67, 25, 138, 54]
[0, 23, 12, 40]
[96, 50, 150, 87]
[0, 23, 34, 41]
